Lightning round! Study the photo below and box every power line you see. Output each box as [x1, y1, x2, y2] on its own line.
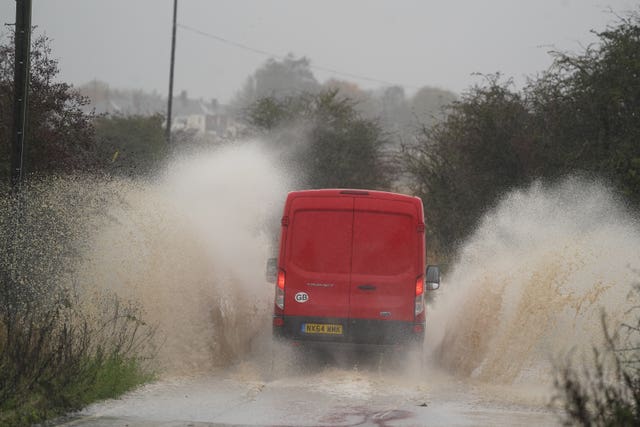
[177, 23, 417, 90]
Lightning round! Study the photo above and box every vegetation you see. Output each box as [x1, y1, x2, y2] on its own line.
[554, 311, 640, 426]
[399, 10, 640, 425]
[244, 89, 391, 189]
[404, 11, 640, 257]
[0, 33, 156, 425]
[0, 177, 156, 426]
[403, 76, 533, 255]
[0, 35, 169, 185]
[231, 54, 321, 112]
[530, 13, 640, 203]
[232, 54, 457, 149]
[0, 35, 98, 188]
[0, 288, 154, 426]
[94, 114, 167, 175]
[1, 6, 639, 426]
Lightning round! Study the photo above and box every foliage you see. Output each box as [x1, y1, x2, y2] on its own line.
[0, 291, 155, 426]
[0, 34, 98, 187]
[0, 180, 155, 426]
[232, 54, 320, 112]
[231, 55, 457, 148]
[410, 86, 458, 129]
[94, 114, 167, 175]
[403, 76, 535, 255]
[554, 312, 640, 426]
[404, 11, 640, 256]
[324, 82, 457, 148]
[528, 12, 640, 202]
[244, 89, 391, 189]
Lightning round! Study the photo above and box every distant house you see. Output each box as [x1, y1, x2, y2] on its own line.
[171, 94, 243, 139]
[80, 82, 242, 140]
[172, 112, 243, 140]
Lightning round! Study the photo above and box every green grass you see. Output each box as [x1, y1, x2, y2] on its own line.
[84, 354, 155, 402]
[0, 353, 154, 427]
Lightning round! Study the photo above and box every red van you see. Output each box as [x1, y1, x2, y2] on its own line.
[268, 189, 440, 347]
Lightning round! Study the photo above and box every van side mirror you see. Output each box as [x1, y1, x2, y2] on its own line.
[266, 258, 278, 283]
[426, 265, 440, 290]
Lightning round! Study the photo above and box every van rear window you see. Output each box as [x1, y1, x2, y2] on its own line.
[352, 212, 414, 275]
[289, 210, 352, 273]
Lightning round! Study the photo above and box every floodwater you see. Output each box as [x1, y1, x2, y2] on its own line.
[61, 364, 558, 427]
[21, 141, 640, 426]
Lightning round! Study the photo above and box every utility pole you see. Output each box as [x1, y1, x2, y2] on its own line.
[4, 0, 32, 330]
[165, 0, 177, 144]
[11, 0, 32, 193]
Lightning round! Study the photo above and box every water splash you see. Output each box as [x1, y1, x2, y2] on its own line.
[426, 178, 640, 386]
[10, 141, 288, 373]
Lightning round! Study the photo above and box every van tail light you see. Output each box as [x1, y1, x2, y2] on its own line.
[277, 270, 285, 290]
[275, 270, 285, 310]
[414, 276, 425, 316]
[415, 277, 424, 296]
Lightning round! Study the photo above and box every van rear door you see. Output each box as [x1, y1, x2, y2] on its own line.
[349, 197, 418, 322]
[283, 196, 353, 319]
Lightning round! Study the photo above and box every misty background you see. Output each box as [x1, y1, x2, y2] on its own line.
[0, 0, 636, 101]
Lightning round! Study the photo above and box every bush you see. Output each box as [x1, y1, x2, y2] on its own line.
[403, 10, 640, 257]
[0, 182, 155, 426]
[403, 75, 535, 257]
[554, 311, 640, 426]
[0, 287, 155, 426]
[244, 89, 391, 190]
[0, 34, 98, 186]
[94, 114, 167, 176]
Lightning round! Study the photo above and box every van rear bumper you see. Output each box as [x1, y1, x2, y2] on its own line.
[272, 315, 424, 346]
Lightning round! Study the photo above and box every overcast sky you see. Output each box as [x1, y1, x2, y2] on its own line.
[1, 0, 637, 102]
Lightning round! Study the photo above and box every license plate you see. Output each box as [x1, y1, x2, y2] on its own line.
[302, 323, 343, 335]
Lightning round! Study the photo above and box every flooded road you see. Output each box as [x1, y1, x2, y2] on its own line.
[39, 145, 639, 427]
[60, 364, 558, 427]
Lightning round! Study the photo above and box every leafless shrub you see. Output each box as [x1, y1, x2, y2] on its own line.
[555, 287, 640, 426]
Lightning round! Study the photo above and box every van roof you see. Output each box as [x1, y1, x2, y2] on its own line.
[286, 189, 421, 203]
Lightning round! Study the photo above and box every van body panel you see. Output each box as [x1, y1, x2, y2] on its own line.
[283, 196, 352, 319]
[349, 197, 419, 322]
[273, 189, 427, 345]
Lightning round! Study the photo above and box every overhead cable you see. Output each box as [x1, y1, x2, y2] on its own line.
[177, 23, 416, 89]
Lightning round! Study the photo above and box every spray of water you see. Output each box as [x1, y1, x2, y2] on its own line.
[68, 141, 291, 373]
[426, 177, 640, 389]
[7, 140, 640, 394]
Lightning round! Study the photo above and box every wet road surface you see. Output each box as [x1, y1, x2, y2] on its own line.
[57, 362, 559, 427]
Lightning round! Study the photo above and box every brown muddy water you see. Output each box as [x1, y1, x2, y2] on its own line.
[7, 141, 640, 426]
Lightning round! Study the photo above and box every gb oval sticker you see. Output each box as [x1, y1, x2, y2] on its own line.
[294, 292, 309, 303]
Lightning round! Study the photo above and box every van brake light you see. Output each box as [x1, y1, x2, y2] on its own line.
[277, 270, 285, 290]
[415, 277, 424, 296]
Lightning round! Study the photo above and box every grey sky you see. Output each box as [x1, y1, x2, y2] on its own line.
[1, 0, 637, 102]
